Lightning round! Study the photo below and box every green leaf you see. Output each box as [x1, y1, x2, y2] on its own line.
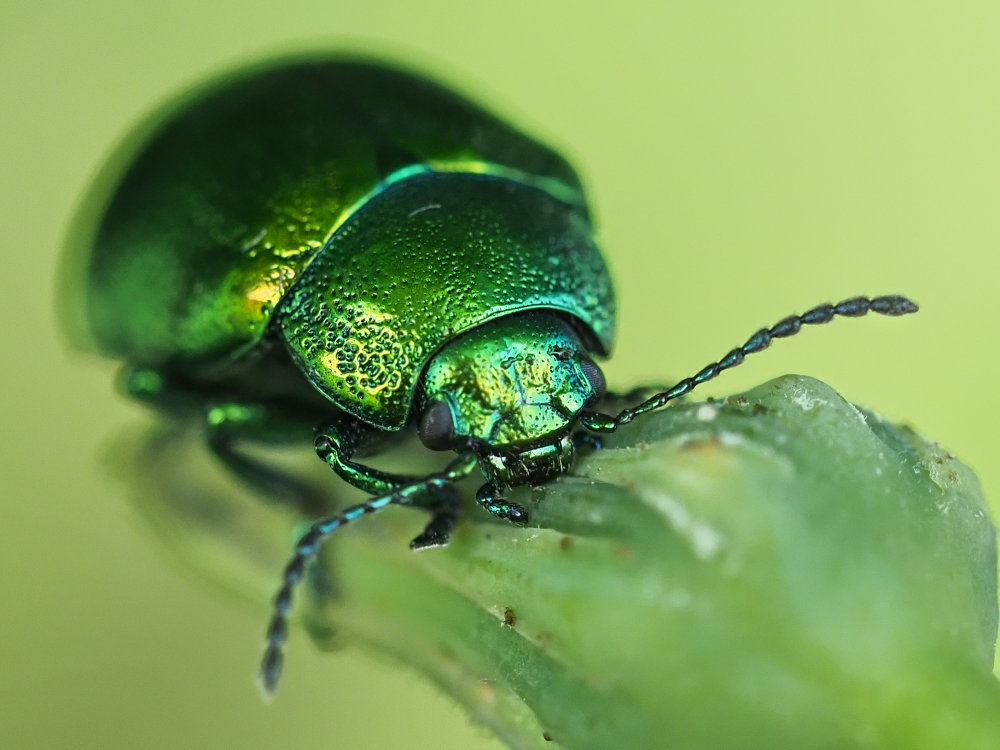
[121, 375, 999, 750]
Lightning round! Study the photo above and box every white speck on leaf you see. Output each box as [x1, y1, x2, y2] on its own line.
[790, 386, 827, 411]
[644, 490, 724, 560]
[717, 431, 746, 447]
[696, 404, 718, 422]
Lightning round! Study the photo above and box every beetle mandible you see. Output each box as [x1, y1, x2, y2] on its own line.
[67, 56, 917, 692]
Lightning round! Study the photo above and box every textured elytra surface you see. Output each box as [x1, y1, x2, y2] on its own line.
[72, 58, 587, 373]
[277, 172, 614, 429]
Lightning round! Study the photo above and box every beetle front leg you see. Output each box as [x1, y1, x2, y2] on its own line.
[408, 483, 461, 550]
[475, 484, 529, 525]
[315, 422, 465, 548]
[314, 421, 423, 495]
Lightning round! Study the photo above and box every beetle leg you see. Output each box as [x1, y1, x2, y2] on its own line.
[409, 482, 461, 550]
[314, 421, 423, 495]
[119, 366, 330, 515]
[314, 423, 469, 548]
[203, 400, 330, 516]
[261, 451, 478, 694]
[119, 365, 200, 414]
[475, 484, 529, 525]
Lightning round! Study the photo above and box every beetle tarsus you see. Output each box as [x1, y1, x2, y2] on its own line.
[410, 510, 458, 549]
[505, 504, 530, 525]
[476, 484, 530, 525]
[410, 481, 463, 549]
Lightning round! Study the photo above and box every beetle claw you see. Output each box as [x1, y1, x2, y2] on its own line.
[476, 484, 530, 526]
[505, 503, 530, 526]
[410, 511, 457, 550]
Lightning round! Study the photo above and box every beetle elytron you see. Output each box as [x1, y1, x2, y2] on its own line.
[68, 56, 917, 692]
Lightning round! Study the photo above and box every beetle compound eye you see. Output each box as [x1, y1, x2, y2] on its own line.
[579, 357, 606, 402]
[419, 399, 455, 450]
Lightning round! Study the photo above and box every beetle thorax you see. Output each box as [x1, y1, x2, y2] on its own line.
[417, 311, 605, 457]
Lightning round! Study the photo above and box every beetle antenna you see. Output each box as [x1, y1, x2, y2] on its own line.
[580, 295, 918, 432]
[260, 451, 479, 694]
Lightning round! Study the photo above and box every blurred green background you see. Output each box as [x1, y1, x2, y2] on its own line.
[4, 2, 998, 748]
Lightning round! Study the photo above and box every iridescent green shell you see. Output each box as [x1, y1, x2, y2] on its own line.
[70, 56, 615, 428]
[279, 172, 613, 428]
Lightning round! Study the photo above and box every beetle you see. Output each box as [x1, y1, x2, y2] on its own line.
[66, 56, 917, 693]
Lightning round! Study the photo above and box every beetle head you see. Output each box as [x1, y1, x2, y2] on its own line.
[417, 311, 605, 480]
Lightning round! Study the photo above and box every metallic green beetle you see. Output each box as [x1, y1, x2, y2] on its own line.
[68, 56, 917, 692]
